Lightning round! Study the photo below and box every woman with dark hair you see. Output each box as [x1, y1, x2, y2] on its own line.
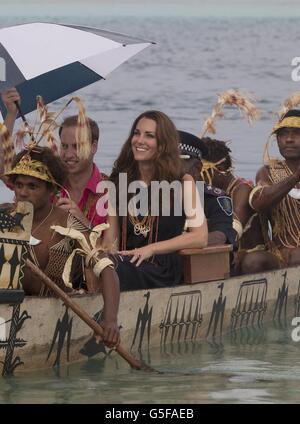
[103, 110, 208, 291]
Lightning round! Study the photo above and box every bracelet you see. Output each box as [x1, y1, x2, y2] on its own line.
[233, 218, 243, 239]
[93, 257, 114, 277]
[249, 185, 265, 209]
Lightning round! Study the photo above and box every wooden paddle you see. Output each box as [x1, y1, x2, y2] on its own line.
[26, 259, 150, 371]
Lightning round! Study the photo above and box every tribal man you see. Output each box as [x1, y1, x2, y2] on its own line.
[245, 109, 300, 270]
[2, 145, 120, 347]
[199, 137, 266, 274]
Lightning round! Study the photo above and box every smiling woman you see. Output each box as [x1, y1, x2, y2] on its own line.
[131, 117, 158, 163]
[102, 110, 208, 291]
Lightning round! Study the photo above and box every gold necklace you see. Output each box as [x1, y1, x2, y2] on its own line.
[282, 161, 300, 198]
[269, 161, 300, 247]
[128, 212, 152, 237]
[32, 204, 54, 235]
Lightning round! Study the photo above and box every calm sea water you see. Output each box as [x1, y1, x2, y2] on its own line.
[0, 322, 300, 404]
[1, 1, 300, 404]
[1, 1, 300, 192]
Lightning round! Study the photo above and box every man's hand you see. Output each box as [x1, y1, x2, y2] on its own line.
[1, 87, 20, 116]
[56, 197, 91, 227]
[94, 320, 120, 349]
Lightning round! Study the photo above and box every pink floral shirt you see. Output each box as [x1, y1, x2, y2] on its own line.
[60, 163, 107, 227]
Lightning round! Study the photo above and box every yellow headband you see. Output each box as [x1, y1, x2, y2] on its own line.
[271, 116, 300, 135]
[5, 154, 56, 185]
[200, 157, 231, 184]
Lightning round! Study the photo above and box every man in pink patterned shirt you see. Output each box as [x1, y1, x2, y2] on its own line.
[56, 115, 107, 227]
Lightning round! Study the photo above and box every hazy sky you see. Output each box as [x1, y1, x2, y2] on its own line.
[0, 0, 299, 17]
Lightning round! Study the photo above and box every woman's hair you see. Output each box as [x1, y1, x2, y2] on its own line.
[202, 137, 232, 171]
[110, 110, 182, 186]
[10, 146, 68, 190]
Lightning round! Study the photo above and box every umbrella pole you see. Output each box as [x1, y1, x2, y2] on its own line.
[14, 101, 27, 123]
[14, 101, 35, 142]
[26, 259, 154, 371]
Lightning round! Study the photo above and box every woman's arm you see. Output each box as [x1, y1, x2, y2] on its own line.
[100, 212, 120, 252]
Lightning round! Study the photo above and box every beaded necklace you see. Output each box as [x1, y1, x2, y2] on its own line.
[268, 160, 300, 248]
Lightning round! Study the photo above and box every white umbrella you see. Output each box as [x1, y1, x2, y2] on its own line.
[0, 22, 154, 117]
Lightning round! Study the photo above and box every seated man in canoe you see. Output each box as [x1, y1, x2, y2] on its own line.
[1, 144, 120, 346]
[246, 107, 300, 270]
[199, 137, 266, 274]
[178, 130, 237, 248]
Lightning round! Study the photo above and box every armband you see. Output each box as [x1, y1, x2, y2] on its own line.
[93, 257, 114, 277]
[233, 218, 243, 239]
[249, 185, 264, 209]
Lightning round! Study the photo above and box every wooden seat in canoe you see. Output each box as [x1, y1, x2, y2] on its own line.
[179, 245, 232, 284]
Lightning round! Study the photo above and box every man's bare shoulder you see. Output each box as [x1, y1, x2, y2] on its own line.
[255, 165, 270, 184]
[235, 179, 253, 194]
[231, 181, 253, 215]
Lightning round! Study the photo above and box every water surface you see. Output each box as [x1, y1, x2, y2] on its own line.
[1, 323, 299, 403]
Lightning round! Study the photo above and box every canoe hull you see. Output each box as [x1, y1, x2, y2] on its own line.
[0, 266, 299, 376]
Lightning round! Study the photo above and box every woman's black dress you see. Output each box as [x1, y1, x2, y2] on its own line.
[115, 211, 186, 291]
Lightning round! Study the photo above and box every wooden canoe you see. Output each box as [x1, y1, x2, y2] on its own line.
[0, 203, 299, 376]
[0, 257, 299, 376]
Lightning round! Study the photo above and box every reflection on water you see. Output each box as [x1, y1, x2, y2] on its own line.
[1, 321, 300, 404]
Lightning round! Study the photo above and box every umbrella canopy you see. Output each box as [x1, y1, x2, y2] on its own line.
[0, 22, 154, 119]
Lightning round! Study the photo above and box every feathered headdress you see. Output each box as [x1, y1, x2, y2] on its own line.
[14, 95, 60, 155]
[0, 122, 15, 174]
[71, 97, 92, 160]
[277, 91, 300, 119]
[200, 89, 260, 137]
[3, 95, 92, 176]
[197, 89, 259, 183]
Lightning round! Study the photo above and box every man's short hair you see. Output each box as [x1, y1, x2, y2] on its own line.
[202, 137, 232, 171]
[59, 115, 100, 143]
